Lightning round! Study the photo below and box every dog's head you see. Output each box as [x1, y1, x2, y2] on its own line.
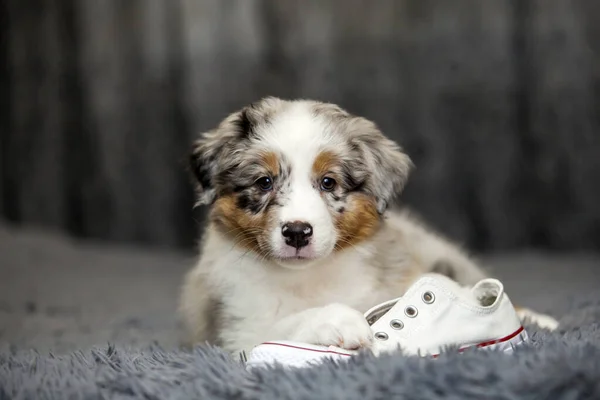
[190, 97, 412, 269]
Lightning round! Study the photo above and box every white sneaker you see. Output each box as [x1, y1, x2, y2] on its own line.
[245, 274, 528, 369]
[366, 274, 528, 357]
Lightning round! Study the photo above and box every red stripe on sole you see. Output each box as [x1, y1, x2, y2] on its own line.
[259, 342, 354, 357]
[432, 326, 525, 358]
[475, 326, 525, 348]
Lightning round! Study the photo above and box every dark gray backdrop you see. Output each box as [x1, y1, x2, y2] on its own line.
[1, 0, 599, 252]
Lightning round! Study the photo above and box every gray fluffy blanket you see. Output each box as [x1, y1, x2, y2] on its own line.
[2, 297, 600, 400]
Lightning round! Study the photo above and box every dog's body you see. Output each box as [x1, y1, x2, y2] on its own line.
[180, 97, 557, 355]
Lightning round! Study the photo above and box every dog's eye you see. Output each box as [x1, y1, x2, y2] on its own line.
[255, 176, 273, 191]
[320, 177, 336, 191]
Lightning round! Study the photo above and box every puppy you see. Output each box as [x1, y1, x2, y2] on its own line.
[180, 97, 558, 355]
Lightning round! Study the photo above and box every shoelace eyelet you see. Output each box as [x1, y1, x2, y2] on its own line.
[405, 305, 418, 318]
[422, 291, 435, 304]
[374, 332, 389, 341]
[390, 319, 404, 330]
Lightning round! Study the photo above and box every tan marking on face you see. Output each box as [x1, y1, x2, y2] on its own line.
[312, 150, 338, 177]
[210, 195, 273, 254]
[260, 151, 280, 177]
[334, 194, 380, 251]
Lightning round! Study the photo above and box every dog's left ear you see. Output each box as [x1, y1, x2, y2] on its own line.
[350, 120, 414, 214]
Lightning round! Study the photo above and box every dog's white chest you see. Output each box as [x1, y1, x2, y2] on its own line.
[214, 252, 384, 350]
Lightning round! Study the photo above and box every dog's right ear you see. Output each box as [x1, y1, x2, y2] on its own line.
[189, 130, 223, 206]
[189, 108, 257, 205]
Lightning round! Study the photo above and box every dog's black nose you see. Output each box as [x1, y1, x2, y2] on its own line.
[282, 221, 313, 249]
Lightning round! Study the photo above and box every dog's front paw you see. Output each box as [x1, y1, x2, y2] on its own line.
[517, 307, 559, 330]
[292, 303, 373, 350]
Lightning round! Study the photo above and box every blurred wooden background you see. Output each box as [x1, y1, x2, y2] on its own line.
[1, 0, 599, 251]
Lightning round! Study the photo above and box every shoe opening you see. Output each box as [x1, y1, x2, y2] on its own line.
[471, 279, 504, 308]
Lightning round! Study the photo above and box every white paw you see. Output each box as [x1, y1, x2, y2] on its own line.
[517, 308, 559, 330]
[292, 303, 373, 350]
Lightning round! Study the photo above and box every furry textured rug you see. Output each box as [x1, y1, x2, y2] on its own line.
[1, 225, 599, 399]
[2, 296, 600, 400]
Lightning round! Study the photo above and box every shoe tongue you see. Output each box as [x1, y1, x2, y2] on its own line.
[418, 273, 462, 290]
[406, 273, 485, 307]
[409, 273, 466, 297]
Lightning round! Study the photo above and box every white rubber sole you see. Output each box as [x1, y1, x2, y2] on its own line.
[245, 341, 356, 370]
[245, 327, 529, 370]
